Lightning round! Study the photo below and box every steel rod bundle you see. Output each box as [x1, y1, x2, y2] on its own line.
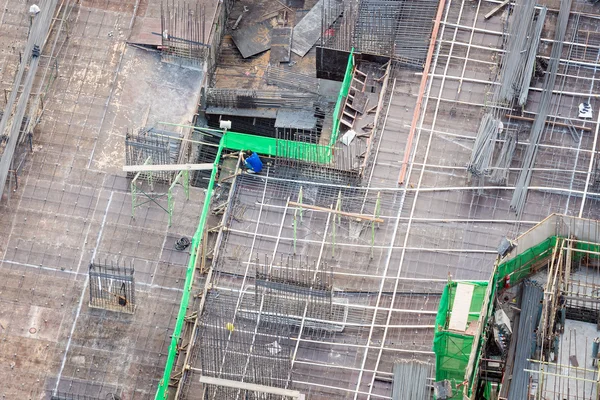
[467, 113, 498, 177]
[510, 0, 572, 214]
[468, 0, 548, 187]
[497, 0, 537, 103]
[391, 359, 432, 400]
[489, 131, 517, 184]
[518, 7, 547, 106]
[507, 280, 543, 399]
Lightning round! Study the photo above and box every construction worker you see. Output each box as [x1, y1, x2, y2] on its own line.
[242, 150, 263, 174]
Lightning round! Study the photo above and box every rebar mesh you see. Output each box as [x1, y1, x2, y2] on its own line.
[197, 290, 293, 395]
[321, 0, 439, 67]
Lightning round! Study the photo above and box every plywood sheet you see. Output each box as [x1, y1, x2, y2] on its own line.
[270, 27, 292, 63]
[448, 283, 474, 332]
[232, 20, 272, 58]
[291, 0, 342, 57]
[128, 17, 162, 47]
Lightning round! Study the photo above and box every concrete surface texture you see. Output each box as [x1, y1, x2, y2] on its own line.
[3, 0, 600, 398]
[0, 0, 208, 398]
[186, 0, 600, 399]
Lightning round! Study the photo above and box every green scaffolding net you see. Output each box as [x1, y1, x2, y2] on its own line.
[433, 215, 600, 400]
[433, 281, 488, 397]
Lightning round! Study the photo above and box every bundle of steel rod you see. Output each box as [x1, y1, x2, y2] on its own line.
[497, 0, 539, 104]
[510, 0, 572, 214]
[506, 280, 543, 399]
[467, 113, 498, 177]
[265, 65, 320, 94]
[517, 7, 547, 106]
[489, 129, 518, 184]
[205, 89, 320, 109]
[0, 0, 60, 200]
[391, 360, 432, 400]
[468, 1, 547, 186]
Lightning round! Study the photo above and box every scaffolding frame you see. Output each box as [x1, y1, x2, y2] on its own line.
[130, 156, 190, 227]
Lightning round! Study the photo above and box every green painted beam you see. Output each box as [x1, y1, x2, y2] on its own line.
[330, 48, 355, 147]
[157, 123, 333, 163]
[154, 138, 225, 400]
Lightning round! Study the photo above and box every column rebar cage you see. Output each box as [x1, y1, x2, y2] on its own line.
[88, 261, 136, 314]
[125, 126, 183, 183]
[160, 0, 208, 69]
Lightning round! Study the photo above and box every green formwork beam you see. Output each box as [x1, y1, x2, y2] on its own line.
[330, 48, 355, 146]
[154, 138, 225, 400]
[157, 123, 334, 164]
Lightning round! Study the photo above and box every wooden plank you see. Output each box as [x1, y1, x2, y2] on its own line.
[398, 0, 446, 184]
[291, 0, 342, 57]
[231, 20, 272, 58]
[448, 283, 474, 332]
[288, 201, 384, 223]
[270, 27, 292, 63]
[504, 113, 593, 132]
[123, 163, 213, 172]
[198, 376, 304, 399]
[485, 0, 510, 20]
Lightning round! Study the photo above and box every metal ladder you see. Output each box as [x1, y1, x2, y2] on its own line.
[339, 68, 367, 129]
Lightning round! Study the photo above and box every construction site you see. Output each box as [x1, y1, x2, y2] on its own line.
[2, 0, 600, 398]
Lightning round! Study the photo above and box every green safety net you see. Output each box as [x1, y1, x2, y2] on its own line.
[223, 131, 332, 163]
[433, 281, 488, 397]
[495, 236, 557, 288]
[434, 231, 600, 400]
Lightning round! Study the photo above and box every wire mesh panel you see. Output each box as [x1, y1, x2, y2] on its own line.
[50, 393, 122, 400]
[248, 256, 346, 337]
[196, 290, 293, 399]
[88, 261, 136, 314]
[321, 0, 439, 67]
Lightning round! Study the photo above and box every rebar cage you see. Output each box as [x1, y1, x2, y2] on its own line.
[88, 261, 136, 314]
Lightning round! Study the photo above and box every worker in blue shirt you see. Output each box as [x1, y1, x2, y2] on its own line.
[242, 150, 263, 173]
